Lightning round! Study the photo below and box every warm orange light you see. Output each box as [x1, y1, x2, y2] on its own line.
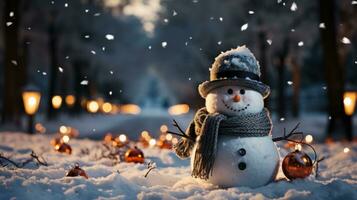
[160, 125, 168, 133]
[165, 133, 173, 141]
[59, 125, 68, 134]
[65, 95, 76, 106]
[102, 102, 113, 113]
[22, 91, 41, 115]
[305, 135, 313, 144]
[149, 138, 156, 147]
[62, 135, 70, 143]
[35, 123, 46, 134]
[119, 134, 127, 143]
[87, 101, 99, 113]
[168, 104, 190, 115]
[343, 92, 356, 116]
[343, 147, 350, 153]
[52, 95, 62, 109]
[120, 104, 141, 115]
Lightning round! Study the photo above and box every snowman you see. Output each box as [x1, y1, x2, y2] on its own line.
[174, 46, 279, 188]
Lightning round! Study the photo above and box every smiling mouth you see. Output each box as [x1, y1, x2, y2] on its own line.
[221, 99, 250, 112]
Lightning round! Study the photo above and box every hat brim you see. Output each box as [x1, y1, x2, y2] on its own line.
[198, 79, 270, 99]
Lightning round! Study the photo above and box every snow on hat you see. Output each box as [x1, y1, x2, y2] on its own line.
[198, 46, 270, 98]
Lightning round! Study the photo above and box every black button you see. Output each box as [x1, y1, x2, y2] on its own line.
[238, 162, 246, 170]
[238, 148, 246, 156]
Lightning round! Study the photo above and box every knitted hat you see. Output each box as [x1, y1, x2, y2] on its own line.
[198, 46, 270, 98]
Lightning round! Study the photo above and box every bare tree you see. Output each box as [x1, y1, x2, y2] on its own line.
[319, 0, 351, 140]
[1, 0, 26, 125]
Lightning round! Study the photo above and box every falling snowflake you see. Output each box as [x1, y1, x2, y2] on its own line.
[85, 9, 89, 13]
[65, 56, 70, 59]
[58, 67, 63, 73]
[248, 11, 254, 14]
[219, 17, 223, 21]
[110, 70, 114, 75]
[322, 86, 327, 90]
[290, 2, 297, 11]
[280, 117, 285, 121]
[94, 13, 101, 16]
[80, 80, 89, 85]
[241, 23, 248, 31]
[164, 18, 169, 23]
[291, 29, 295, 32]
[161, 42, 167, 48]
[217, 41, 222, 45]
[188, 77, 192, 81]
[42, 72, 47, 76]
[6, 22, 13, 26]
[84, 35, 90, 39]
[102, 46, 106, 51]
[64, 3, 68, 7]
[11, 60, 17, 66]
[193, 0, 199, 3]
[267, 39, 272, 45]
[109, 91, 113, 95]
[209, 16, 214, 20]
[341, 37, 351, 44]
[185, 42, 188, 46]
[9, 12, 14, 17]
[148, 45, 152, 50]
[105, 34, 114, 40]
[91, 50, 96, 55]
[173, 10, 178, 16]
[319, 23, 325, 29]
[298, 41, 304, 46]
[328, 116, 332, 120]
[287, 81, 293, 85]
[189, 36, 193, 40]
[355, 61, 357, 64]
[352, 1, 357, 4]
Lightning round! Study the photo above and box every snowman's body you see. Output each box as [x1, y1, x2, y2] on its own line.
[191, 85, 280, 188]
[191, 135, 279, 187]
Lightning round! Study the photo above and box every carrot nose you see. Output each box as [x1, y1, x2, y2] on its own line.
[233, 95, 240, 102]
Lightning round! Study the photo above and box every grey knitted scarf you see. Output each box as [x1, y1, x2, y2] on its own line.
[174, 107, 272, 180]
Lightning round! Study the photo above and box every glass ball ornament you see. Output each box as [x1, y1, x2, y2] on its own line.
[282, 150, 313, 180]
[66, 164, 88, 179]
[55, 142, 72, 154]
[124, 146, 145, 163]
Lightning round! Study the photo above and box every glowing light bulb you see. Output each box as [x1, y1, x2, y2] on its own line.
[305, 135, 313, 143]
[119, 134, 127, 143]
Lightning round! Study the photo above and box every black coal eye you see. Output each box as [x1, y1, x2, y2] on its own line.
[227, 88, 233, 95]
[240, 89, 245, 95]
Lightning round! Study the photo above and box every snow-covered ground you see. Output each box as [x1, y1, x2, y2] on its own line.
[0, 132, 356, 200]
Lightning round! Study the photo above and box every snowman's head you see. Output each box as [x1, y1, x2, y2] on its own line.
[205, 86, 264, 116]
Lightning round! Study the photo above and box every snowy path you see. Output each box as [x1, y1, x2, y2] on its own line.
[0, 132, 356, 200]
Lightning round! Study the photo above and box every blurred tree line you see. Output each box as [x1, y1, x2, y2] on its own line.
[0, 0, 356, 140]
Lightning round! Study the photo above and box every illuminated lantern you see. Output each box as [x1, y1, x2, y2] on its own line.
[120, 104, 141, 115]
[282, 150, 313, 180]
[66, 164, 89, 179]
[102, 102, 113, 113]
[168, 104, 190, 115]
[65, 95, 76, 107]
[343, 91, 357, 116]
[87, 100, 99, 113]
[52, 95, 63, 109]
[22, 85, 41, 134]
[124, 146, 145, 163]
[55, 142, 72, 154]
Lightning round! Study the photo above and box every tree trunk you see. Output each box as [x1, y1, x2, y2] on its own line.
[276, 38, 289, 119]
[1, 0, 26, 125]
[290, 56, 300, 118]
[319, 0, 351, 140]
[258, 31, 270, 108]
[47, 11, 59, 120]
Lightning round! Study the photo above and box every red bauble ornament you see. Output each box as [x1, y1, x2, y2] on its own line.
[66, 164, 88, 179]
[124, 146, 145, 163]
[55, 143, 72, 154]
[282, 150, 313, 180]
